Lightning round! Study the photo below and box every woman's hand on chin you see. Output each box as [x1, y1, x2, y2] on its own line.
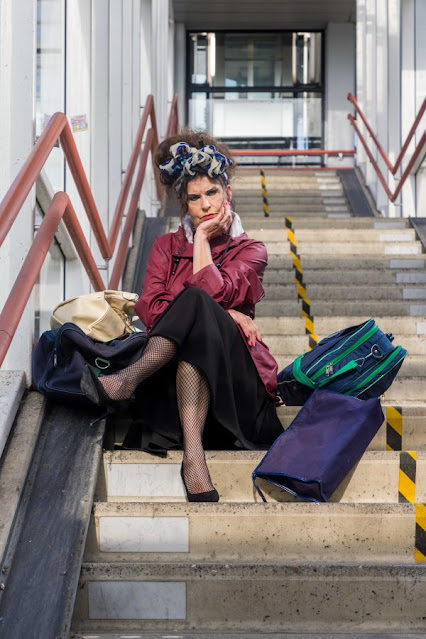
[196, 202, 232, 240]
[227, 309, 262, 347]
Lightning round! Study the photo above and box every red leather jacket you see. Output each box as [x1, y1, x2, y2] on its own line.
[135, 226, 279, 401]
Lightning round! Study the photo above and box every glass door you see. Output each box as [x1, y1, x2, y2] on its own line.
[188, 31, 323, 165]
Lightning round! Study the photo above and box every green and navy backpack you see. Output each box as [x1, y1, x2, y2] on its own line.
[277, 318, 407, 405]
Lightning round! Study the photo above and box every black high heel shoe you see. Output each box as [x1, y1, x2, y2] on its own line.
[180, 463, 219, 503]
[80, 364, 130, 410]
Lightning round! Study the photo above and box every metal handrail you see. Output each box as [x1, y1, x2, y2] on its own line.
[347, 93, 426, 202]
[164, 94, 179, 140]
[0, 94, 178, 366]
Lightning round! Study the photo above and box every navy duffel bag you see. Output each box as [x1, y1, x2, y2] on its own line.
[277, 318, 407, 406]
[32, 322, 146, 405]
[252, 389, 384, 502]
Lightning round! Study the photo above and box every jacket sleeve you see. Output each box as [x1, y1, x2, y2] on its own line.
[182, 241, 267, 309]
[134, 237, 174, 330]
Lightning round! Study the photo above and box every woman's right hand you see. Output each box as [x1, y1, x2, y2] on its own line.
[228, 309, 262, 347]
[197, 202, 233, 240]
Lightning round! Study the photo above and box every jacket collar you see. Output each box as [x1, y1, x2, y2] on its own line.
[172, 226, 249, 258]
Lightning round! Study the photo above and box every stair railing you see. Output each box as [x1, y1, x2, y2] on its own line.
[0, 94, 178, 367]
[347, 92, 426, 202]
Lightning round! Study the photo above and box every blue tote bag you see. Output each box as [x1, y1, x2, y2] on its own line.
[252, 389, 384, 502]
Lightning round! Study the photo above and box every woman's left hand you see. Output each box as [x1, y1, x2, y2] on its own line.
[228, 309, 263, 347]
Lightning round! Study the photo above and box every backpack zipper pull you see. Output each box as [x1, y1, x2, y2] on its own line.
[325, 363, 333, 377]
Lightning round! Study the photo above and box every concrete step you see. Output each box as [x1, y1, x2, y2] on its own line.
[70, 632, 426, 639]
[264, 241, 422, 256]
[255, 315, 426, 336]
[241, 212, 352, 220]
[237, 204, 351, 213]
[234, 183, 342, 191]
[251, 228, 416, 242]
[244, 217, 410, 230]
[263, 268, 400, 285]
[86, 499, 421, 564]
[263, 283, 300, 299]
[237, 172, 341, 181]
[96, 449, 426, 505]
[256, 299, 302, 316]
[265, 283, 426, 300]
[234, 196, 348, 206]
[265, 333, 422, 355]
[264, 283, 409, 301]
[256, 299, 426, 317]
[264, 270, 426, 287]
[72, 561, 426, 633]
[266, 255, 426, 270]
[235, 196, 348, 206]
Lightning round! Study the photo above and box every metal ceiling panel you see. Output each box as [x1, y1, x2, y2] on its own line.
[173, 0, 356, 30]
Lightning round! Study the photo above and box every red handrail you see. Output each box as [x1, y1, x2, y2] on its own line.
[348, 93, 426, 175]
[164, 94, 179, 140]
[0, 94, 179, 367]
[347, 93, 426, 203]
[109, 128, 155, 289]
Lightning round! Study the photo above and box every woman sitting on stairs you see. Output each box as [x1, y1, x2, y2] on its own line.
[81, 129, 282, 502]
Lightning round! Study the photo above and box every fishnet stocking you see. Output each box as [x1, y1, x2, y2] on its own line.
[100, 335, 177, 400]
[176, 360, 214, 494]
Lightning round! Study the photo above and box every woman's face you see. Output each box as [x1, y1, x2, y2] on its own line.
[185, 175, 232, 229]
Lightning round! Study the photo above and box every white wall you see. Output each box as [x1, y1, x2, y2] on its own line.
[174, 22, 186, 126]
[0, 0, 169, 375]
[0, 0, 37, 376]
[325, 23, 356, 168]
[65, 0, 94, 297]
[152, 0, 174, 138]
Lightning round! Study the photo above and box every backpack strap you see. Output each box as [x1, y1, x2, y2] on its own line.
[293, 353, 359, 389]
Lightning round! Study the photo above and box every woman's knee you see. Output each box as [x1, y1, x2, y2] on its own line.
[180, 286, 212, 303]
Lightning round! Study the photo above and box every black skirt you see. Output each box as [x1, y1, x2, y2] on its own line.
[123, 287, 282, 452]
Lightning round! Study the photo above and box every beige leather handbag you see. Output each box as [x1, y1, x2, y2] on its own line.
[50, 290, 139, 342]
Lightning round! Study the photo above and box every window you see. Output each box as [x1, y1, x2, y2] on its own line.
[188, 31, 324, 163]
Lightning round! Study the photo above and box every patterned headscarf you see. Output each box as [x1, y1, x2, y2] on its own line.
[159, 142, 233, 194]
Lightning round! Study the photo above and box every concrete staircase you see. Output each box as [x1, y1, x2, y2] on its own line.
[71, 169, 426, 636]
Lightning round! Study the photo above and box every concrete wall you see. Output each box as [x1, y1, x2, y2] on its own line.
[0, 0, 37, 377]
[325, 23, 356, 168]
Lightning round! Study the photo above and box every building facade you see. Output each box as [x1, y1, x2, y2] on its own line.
[0, 0, 425, 374]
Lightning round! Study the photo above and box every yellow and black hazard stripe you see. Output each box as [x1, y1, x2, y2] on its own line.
[415, 503, 426, 562]
[259, 169, 270, 217]
[285, 216, 317, 349]
[397, 451, 426, 562]
[399, 451, 416, 503]
[386, 405, 402, 451]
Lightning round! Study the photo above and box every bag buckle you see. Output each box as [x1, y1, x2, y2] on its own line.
[95, 357, 110, 370]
